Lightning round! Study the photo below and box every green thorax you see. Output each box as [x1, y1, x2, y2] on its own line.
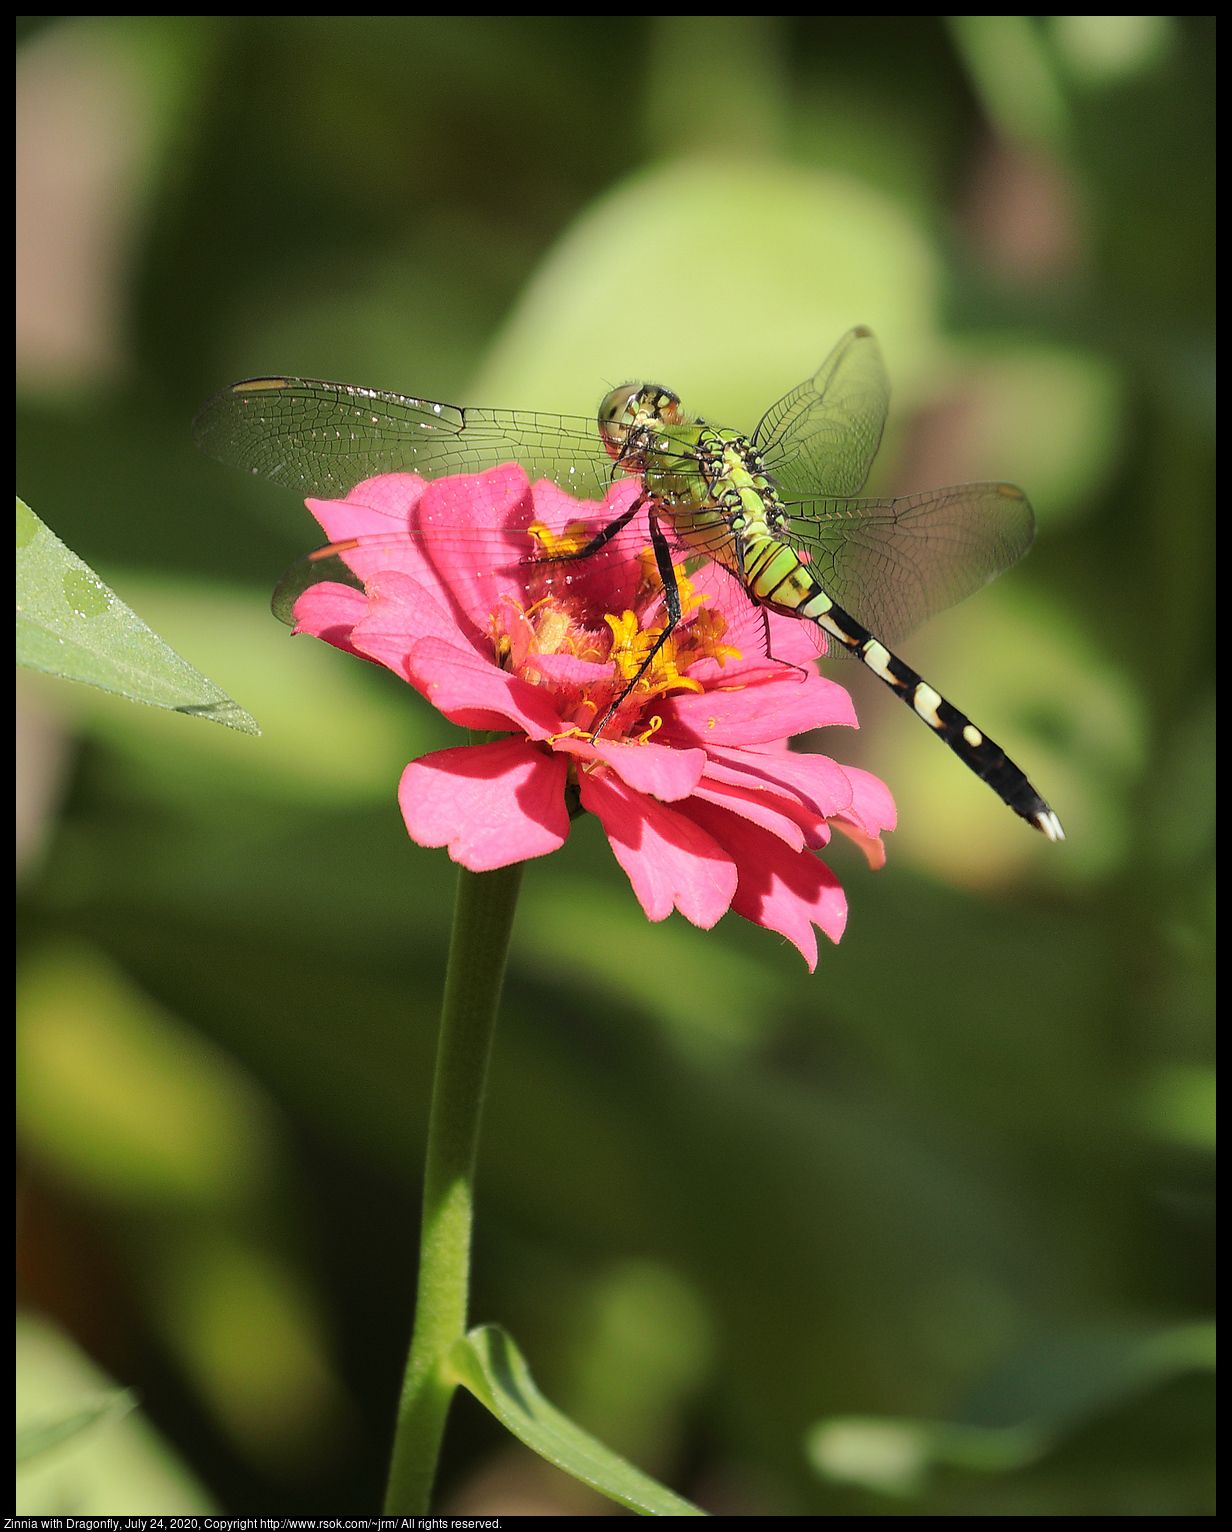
[643, 421, 786, 565]
[597, 382, 789, 569]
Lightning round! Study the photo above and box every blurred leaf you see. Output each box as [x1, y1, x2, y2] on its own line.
[1132, 1065, 1216, 1153]
[1151, 691, 1215, 869]
[450, 1324, 705, 1516]
[1048, 16, 1176, 89]
[562, 1261, 714, 1475]
[11, 12, 1215, 1517]
[16, 498, 259, 733]
[934, 343, 1125, 530]
[806, 1320, 1216, 1497]
[644, 18, 787, 158]
[16, 941, 279, 1209]
[16, 1313, 213, 1513]
[470, 154, 943, 430]
[954, 1321, 1216, 1435]
[948, 16, 1069, 151]
[806, 1413, 1042, 1498]
[16, 1389, 137, 1465]
[515, 880, 788, 1064]
[141, 1228, 351, 1476]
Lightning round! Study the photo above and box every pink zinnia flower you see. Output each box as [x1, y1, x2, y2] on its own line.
[292, 465, 895, 970]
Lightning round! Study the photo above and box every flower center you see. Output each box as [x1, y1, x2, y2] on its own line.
[488, 520, 741, 738]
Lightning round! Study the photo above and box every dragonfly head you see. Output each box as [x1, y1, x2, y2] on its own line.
[598, 382, 685, 465]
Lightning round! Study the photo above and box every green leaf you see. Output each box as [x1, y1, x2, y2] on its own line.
[805, 1415, 1046, 1499]
[16, 498, 259, 734]
[806, 1320, 1216, 1497]
[17, 1389, 137, 1465]
[450, 1325, 706, 1516]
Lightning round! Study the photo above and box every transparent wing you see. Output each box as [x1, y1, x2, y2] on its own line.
[751, 326, 890, 498]
[272, 526, 550, 624]
[777, 482, 1035, 648]
[268, 508, 659, 627]
[193, 376, 624, 501]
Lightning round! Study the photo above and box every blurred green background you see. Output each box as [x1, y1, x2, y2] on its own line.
[16, 15, 1213, 1515]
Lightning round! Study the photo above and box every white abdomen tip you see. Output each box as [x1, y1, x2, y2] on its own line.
[1036, 810, 1065, 842]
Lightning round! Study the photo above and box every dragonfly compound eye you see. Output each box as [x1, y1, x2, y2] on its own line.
[636, 384, 683, 426]
[598, 384, 641, 457]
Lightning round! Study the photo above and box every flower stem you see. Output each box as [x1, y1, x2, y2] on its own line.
[383, 856, 524, 1514]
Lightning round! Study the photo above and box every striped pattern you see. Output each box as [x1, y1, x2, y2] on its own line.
[638, 420, 1064, 841]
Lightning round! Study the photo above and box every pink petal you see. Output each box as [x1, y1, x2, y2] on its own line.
[828, 763, 897, 868]
[307, 470, 547, 639]
[696, 752, 804, 803]
[304, 476, 449, 602]
[352, 567, 472, 650]
[305, 475, 484, 626]
[687, 778, 810, 850]
[831, 818, 888, 870]
[401, 636, 566, 737]
[306, 473, 425, 542]
[579, 769, 737, 929]
[519, 651, 613, 687]
[696, 754, 833, 849]
[399, 737, 570, 870]
[293, 582, 372, 657]
[656, 669, 857, 747]
[527, 476, 650, 614]
[417, 465, 540, 628]
[554, 737, 707, 802]
[838, 764, 898, 837]
[344, 472, 429, 519]
[677, 798, 848, 970]
[529, 476, 641, 538]
[704, 743, 855, 821]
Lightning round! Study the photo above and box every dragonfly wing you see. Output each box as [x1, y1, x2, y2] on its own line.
[269, 505, 656, 628]
[192, 377, 616, 501]
[781, 482, 1035, 648]
[751, 327, 890, 498]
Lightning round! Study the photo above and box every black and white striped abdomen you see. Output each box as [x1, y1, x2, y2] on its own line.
[744, 538, 1063, 839]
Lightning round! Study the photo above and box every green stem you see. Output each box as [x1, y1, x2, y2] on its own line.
[383, 856, 524, 1514]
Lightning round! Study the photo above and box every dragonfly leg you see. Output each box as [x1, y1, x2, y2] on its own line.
[755, 605, 811, 680]
[568, 495, 647, 559]
[590, 511, 682, 738]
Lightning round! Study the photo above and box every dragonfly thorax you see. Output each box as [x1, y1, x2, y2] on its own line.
[598, 383, 786, 539]
[687, 425, 786, 537]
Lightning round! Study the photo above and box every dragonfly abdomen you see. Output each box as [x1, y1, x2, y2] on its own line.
[823, 599, 1062, 839]
[739, 538, 1063, 840]
[743, 535, 835, 620]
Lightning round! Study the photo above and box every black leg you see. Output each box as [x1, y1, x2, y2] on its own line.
[756, 604, 810, 679]
[590, 512, 683, 737]
[569, 495, 647, 559]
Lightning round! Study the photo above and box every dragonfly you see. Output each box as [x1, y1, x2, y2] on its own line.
[193, 326, 1062, 840]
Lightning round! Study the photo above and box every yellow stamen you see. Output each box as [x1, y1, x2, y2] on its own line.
[534, 606, 573, 655]
[527, 519, 594, 558]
